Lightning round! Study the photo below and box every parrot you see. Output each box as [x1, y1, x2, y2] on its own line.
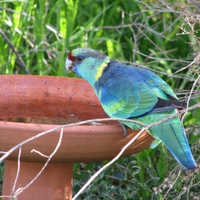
[65, 47, 196, 170]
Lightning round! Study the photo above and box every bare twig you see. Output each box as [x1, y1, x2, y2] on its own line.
[0, 118, 145, 164]
[170, 53, 200, 76]
[1, 103, 200, 165]
[0, 6, 35, 20]
[13, 128, 64, 198]
[31, 149, 49, 158]
[72, 102, 200, 199]
[131, 50, 190, 63]
[11, 148, 22, 197]
[0, 28, 31, 74]
[163, 167, 182, 199]
[72, 128, 146, 200]
[182, 74, 200, 123]
[189, 0, 200, 12]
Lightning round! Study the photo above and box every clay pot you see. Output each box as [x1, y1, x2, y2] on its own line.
[0, 75, 153, 200]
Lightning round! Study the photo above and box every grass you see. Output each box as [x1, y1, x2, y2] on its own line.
[0, 0, 200, 199]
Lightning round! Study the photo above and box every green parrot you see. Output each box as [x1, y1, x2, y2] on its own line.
[65, 47, 196, 170]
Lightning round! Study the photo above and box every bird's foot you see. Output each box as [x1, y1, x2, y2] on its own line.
[120, 123, 127, 137]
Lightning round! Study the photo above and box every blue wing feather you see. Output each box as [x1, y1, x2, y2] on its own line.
[95, 60, 172, 118]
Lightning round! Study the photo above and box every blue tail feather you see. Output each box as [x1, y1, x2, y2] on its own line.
[151, 118, 196, 169]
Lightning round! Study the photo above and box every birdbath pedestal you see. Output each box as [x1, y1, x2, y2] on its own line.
[0, 75, 153, 200]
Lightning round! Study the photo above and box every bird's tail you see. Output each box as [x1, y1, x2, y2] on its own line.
[150, 116, 196, 170]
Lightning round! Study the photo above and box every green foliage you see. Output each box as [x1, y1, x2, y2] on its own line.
[74, 152, 200, 199]
[0, 0, 199, 199]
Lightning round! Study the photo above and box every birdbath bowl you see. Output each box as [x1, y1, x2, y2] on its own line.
[0, 75, 153, 200]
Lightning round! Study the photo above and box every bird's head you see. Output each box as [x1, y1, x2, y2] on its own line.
[65, 48, 110, 85]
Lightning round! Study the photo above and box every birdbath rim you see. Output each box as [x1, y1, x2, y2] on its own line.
[0, 75, 153, 163]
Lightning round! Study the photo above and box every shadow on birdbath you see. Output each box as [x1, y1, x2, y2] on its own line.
[0, 75, 153, 200]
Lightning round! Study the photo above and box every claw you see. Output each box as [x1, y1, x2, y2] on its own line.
[120, 123, 127, 137]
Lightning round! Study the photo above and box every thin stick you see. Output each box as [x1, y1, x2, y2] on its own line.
[72, 128, 146, 200]
[0, 103, 200, 164]
[0, 28, 31, 74]
[11, 148, 22, 197]
[72, 103, 200, 199]
[0, 118, 145, 164]
[182, 74, 200, 123]
[13, 128, 64, 198]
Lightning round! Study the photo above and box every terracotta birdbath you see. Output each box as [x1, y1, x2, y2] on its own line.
[0, 75, 153, 200]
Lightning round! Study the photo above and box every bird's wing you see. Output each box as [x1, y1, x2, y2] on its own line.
[97, 65, 177, 119]
[149, 74, 177, 100]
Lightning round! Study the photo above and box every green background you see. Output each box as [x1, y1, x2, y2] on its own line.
[0, 0, 199, 199]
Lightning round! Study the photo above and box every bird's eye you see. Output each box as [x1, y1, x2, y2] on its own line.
[76, 56, 84, 62]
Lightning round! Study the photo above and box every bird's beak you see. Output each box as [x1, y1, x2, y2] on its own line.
[65, 58, 74, 72]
